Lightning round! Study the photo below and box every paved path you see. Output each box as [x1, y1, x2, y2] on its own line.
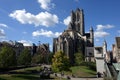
[71, 78, 103, 80]
[51, 73, 103, 80]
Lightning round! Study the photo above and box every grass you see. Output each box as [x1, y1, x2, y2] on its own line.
[64, 65, 96, 78]
[0, 74, 39, 80]
[10, 66, 42, 72]
[0, 66, 42, 80]
[0, 74, 66, 80]
[0, 64, 97, 79]
[0, 66, 66, 80]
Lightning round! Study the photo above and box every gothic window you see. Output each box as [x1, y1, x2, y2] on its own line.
[89, 52, 92, 56]
[63, 41, 67, 56]
[76, 13, 80, 22]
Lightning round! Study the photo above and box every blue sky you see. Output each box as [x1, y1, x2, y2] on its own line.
[0, 0, 120, 51]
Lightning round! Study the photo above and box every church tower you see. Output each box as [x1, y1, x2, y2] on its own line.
[69, 8, 85, 35]
[75, 8, 85, 35]
[53, 8, 94, 64]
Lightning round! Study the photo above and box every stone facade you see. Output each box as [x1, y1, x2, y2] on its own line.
[0, 41, 24, 56]
[94, 40, 107, 74]
[53, 8, 94, 64]
[112, 37, 120, 62]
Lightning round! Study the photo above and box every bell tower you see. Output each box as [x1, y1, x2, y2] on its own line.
[68, 8, 85, 36]
[75, 8, 85, 35]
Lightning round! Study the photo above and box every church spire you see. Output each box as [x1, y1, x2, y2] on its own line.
[90, 26, 93, 31]
[103, 39, 107, 47]
[90, 26, 94, 46]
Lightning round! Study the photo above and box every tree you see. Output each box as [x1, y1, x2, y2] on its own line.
[74, 52, 84, 66]
[31, 54, 43, 64]
[0, 46, 16, 68]
[17, 48, 31, 66]
[52, 51, 70, 72]
[47, 52, 54, 64]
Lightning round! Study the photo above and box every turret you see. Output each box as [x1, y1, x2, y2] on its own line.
[103, 40, 107, 58]
[90, 26, 94, 46]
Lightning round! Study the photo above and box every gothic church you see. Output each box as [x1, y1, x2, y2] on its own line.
[53, 8, 94, 64]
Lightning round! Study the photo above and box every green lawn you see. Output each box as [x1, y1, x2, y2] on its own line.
[0, 65, 97, 80]
[0, 66, 65, 80]
[0, 74, 39, 80]
[64, 66, 96, 78]
[0, 66, 42, 80]
[0, 74, 66, 80]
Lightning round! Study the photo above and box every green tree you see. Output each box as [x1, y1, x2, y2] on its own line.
[18, 48, 31, 66]
[0, 46, 16, 68]
[31, 54, 43, 64]
[52, 51, 70, 72]
[47, 52, 54, 64]
[74, 52, 84, 66]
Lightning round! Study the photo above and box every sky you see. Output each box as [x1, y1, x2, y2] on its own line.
[0, 0, 120, 51]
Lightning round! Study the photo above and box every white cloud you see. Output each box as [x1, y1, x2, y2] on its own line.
[32, 29, 62, 37]
[118, 30, 120, 33]
[38, 0, 55, 10]
[18, 40, 32, 46]
[94, 24, 114, 38]
[63, 16, 71, 26]
[96, 24, 114, 31]
[23, 31, 27, 34]
[0, 23, 8, 28]
[9, 9, 59, 27]
[94, 31, 109, 38]
[95, 39, 99, 42]
[0, 29, 6, 38]
[0, 23, 7, 38]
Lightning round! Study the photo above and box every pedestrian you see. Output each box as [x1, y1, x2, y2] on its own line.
[97, 72, 101, 78]
[67, 76, 70, 80]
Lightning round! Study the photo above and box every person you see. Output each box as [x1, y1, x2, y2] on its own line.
[55, 73, 57, 77]
[61, 72, 64, 76]
[67, 76, 70, 80]
[97, 72, 101, 78]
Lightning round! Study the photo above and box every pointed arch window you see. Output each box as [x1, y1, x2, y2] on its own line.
[76, 12, 80, 22]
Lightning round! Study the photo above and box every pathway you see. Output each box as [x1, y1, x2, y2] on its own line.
[71, 78, 103, 80]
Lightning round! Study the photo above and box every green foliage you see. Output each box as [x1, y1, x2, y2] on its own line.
[80, 61, 96, 71]
[74, 52, 84, 66]
[0, 46, 16, 68]
[18, 48, 31, 66]
[69, 66, 96, 77]
[47, 52, 54, 64]
[31, 54, 43, 64]
[52, 51, 70, 72]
